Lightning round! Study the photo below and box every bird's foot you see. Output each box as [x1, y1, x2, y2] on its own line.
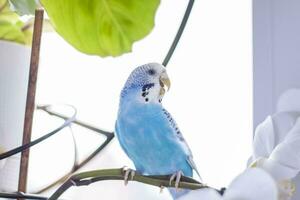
[159, 185, 165, 193]
[169, 170, 184, 191]
[122, 166, 135, 186]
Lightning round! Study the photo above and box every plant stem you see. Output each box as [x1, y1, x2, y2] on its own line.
[0, 192, 47, 200]
[162, 0, 195, 67]
[48, 168, 208, 200]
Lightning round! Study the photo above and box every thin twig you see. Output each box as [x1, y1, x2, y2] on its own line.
[37, 105, 112, 137]
[0, 192, 47, 200]
[162, 0, 195, 67]
[33, 105, 114, 194]
[0, 192, 67, 200]
[33, 108, 114, 194]
[48, 168, 208, 200]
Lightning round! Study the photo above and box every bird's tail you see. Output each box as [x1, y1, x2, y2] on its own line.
[168, 188, 191, 199]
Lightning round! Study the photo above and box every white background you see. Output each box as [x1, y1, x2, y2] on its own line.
[27, 0, 253, 199]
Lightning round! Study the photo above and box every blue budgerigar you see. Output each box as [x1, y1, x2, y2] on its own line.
[115, 63, 201, 199]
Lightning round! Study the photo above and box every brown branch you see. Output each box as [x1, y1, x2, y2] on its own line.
[18, 8, 44, 196]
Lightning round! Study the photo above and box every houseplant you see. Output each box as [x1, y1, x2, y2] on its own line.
[0, 0, 160, 194]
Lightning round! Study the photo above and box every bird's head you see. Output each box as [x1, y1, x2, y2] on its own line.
[121, 63, 171, 104]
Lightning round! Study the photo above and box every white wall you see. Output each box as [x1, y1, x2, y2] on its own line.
[253, 0, 300, 127]
[253, 1, 300, 199]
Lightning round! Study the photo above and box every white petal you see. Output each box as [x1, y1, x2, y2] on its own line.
[224, 168, 278, 200]
[253, 116, 275, 159]
[268, 117, 300, 179]
[247, 156, 254, 167]
[272, 112, 299, 144]
[256, 158, 298, 181]
[277, 89, 300, 112]
[177, 188, 222, 200]
[179, 169, 278, 200]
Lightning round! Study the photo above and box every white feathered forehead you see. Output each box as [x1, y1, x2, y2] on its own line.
[130, 62, 165, 77]
[120, 63, 166, 98]
[124, 63, 166, 86]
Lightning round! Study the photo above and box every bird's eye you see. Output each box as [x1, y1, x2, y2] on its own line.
[147, 69, 156, 76]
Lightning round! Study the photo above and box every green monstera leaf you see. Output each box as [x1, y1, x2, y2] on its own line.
[0, 0, 10, 12]
[0, 0, 32, 45]
[41, 0, 160, 57]
[0, 12, 32, 45]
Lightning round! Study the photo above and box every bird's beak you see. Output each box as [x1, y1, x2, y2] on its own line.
[159, 72, 171, 95]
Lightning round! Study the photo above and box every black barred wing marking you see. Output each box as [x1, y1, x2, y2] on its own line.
[162, 108, 202, 180]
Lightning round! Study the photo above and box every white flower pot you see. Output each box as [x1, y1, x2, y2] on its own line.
[0, 40, 31, 192]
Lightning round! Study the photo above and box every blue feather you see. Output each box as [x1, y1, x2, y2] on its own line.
[115, 63, 200, 199]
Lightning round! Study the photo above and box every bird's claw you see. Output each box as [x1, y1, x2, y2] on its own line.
[122, 166, 135, 186]
[169, 171, 184, 191]
[160, 185, 165, 193]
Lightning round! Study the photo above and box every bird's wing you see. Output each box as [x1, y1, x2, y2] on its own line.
[187, 155, 202, 181]
[162, 108, 202, 180]
[115, 120, 131, 157]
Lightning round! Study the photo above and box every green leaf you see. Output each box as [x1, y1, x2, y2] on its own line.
[0, 0, 34, 45]
[41, 0, 160, 57]
[0, 11, 32, 45]
[8, 0, 38, 15]
[0, 0, 11, 12]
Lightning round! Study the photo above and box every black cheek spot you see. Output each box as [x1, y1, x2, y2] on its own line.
[142, 83, 155, 91]
[145, 98, 149, 102]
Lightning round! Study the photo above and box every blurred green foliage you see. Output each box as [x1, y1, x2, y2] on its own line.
[41, 0, 160, 57]
[0, 0, 38, 45]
